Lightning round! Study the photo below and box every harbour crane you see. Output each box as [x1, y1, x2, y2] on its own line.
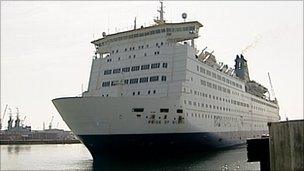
[49, 116, 54, 130]
[268, 72, 277, 102]
[0, 104, 8, 130]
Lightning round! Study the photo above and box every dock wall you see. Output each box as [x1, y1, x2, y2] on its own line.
[268, 120, 303, 171]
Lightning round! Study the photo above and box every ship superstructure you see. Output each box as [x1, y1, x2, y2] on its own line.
[53, 2, 279, 157]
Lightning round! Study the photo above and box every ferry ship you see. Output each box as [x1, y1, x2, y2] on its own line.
[52, 2, 280, 157]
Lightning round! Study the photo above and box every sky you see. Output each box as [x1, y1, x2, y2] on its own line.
[1, 1, 303, 130]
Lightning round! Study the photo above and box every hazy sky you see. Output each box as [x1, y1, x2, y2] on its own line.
[1, 1, 303, 130]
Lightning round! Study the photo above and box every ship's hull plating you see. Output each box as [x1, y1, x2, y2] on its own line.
[53, 97, 266, 157]
[78, 132, 245, 157]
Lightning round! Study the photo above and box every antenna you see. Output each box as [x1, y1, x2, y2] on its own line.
[159, 1, 164, 21]
[154, 0, 165, 24]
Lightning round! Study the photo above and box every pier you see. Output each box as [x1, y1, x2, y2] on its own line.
[247, 120, 304, 171]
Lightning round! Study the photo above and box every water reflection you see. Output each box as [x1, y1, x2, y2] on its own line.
[1, 144, 257, 170]
[7, 145, 31, 154]
[91, 146, 245, 171]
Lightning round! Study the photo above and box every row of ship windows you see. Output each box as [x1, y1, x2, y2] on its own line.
[187, 112, 266, 128]
[199, 79, 231, 94]
[104, 62, 168, 75]
[106, 51, 161, 62]
[186, 94, 270, 113]
[251, 97, 278, 109]
[187, 112, 239, 122]
[196, 65, 243, 90]
[101, 89, 158, 97]
[184, 100, 232, 111]
[102, 75, 167, 87]
[97, 25, 196, 45]
[188, 86, 275, 111]
[103, 41, 165, 63]
[187, 89, 231, 104]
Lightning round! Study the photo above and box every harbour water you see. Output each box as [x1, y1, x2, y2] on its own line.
[0, 144, 259, 170]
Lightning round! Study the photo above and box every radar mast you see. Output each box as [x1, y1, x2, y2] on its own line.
[154, 0, 165, 24]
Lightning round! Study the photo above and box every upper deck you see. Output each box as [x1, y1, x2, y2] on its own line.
[92, 21, 203, 54]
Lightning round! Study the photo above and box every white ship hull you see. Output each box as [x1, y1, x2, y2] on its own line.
[53, 97, 267, 157]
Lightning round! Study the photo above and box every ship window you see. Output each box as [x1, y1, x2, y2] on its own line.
[217, 75, 221, 80]
[132, 108, 144, 112]
[122, 67, 130, 72]
[102, 81, 110, 87]
[148, 90, 151, 94]
[150, 76, 159, 82]
[162, 63, 168, 68]
[104, 70, 112, 75]
[133, 92, 135, 96]
[113, 68, 121, 74]
[139, 77, 149, 83]
[201, 80, 206, 86]
[197, 66, 199, 71]
[138, 91, 140, 95]
[131, 66, 140, 71]
[111, 81, 117, 86]
[151, 63, 160, 69]
[218, 86, 222, 91]
[161, 76, 166, 81]
[153, 90, 156, 94]
[177, 109, 183, 113]
[144, 53, 147, 56]
[212, 72, 216, 78]
[166, 28, 171, 32]
[161, 42, 164, 45]
[124, 79, 129, 84]
[206, 70, 211, 76]
[200, 67, 205, 73]
[156, 29, 161, 34]
[189, 26, 195, 31]
[160, 108, 169, 113]
[176, 28, 182, 32]
[141, 64, 150, 70]
[130, 78, 139, 84]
